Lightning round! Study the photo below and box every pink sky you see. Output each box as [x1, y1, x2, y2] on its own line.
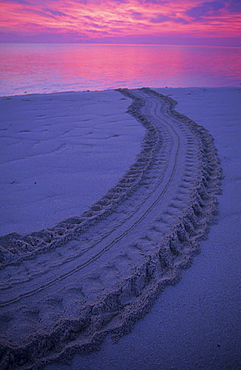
[0, 0, 241, 45]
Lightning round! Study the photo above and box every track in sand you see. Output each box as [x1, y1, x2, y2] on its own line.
[0, 88, 221, 369]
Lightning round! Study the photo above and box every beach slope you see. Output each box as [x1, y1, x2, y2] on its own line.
[0, 88, 224, 369]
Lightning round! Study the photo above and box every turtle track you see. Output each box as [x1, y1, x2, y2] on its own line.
[0, 88, 222, 369]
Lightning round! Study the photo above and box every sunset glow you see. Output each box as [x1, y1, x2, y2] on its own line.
[1, 0, 241, 45]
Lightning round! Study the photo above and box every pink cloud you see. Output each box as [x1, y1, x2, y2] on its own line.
[0, 0, 241, 45]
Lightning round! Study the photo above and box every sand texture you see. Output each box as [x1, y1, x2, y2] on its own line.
[0, 88, 221, 369]
[0, 90, 144, 236]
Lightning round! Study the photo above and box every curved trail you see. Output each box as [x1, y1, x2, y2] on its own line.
[0, 88, 221, 369]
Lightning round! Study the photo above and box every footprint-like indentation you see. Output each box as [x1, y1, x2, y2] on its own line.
[0, 88, 221, 369]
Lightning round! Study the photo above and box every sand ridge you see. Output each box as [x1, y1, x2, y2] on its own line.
[0, 88, 221, 369]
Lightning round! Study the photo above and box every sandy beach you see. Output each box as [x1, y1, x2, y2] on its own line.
[0, 91, 144, 235]
[0, 88, 240, 370]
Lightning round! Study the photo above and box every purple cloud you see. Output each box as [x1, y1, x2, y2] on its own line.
[186, 1, 225, 20]
[43, 8, 67, 17]
[150, 13, 188, 24]
[227, 0, 241, 13]
[3, 0, 30, 4]
[144, 0, 168, 4]
[131, 11, 145, 20]
[150, 14, 169, 23]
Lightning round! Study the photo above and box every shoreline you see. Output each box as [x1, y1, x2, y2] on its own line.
[0, 85, 238, 98]
[0, 88, 240, 369]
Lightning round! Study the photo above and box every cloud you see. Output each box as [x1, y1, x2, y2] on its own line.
[1, 0, 240, 45]
[43, 8, 67, 17]
[3, 0, 30, 3]
[150, 13, 189, 24]
[173, 17, 189, 24]
[185, 1, 225, 20]
[131, 11, 145, 19]
[19, 6, 67, 20]
[144, 0, 168, 4]
[227, 0, 241, 13]
[71, 0, 128, 3]
[149, 14, 169, 23]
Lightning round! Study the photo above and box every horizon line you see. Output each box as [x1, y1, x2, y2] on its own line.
[1, 41, 241, 48]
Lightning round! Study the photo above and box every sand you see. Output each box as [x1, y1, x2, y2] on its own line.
[0, 88, 240, 369]
[0, 91, 144, 235]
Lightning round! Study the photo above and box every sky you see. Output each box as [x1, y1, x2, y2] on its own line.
[0, 0, 241, 45]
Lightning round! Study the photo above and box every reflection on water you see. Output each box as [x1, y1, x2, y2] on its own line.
[1, 43, 241, 95]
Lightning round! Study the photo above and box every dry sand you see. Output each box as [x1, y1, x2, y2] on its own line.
[0, 88, 240, 369]
[0, 91, 144, 235]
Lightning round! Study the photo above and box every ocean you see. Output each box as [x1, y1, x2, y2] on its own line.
[1, 43, 241, 96]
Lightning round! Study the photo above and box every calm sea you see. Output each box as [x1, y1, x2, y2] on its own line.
[1, 43, 241, 96]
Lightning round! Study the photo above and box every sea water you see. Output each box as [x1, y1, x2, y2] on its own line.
[0, 43, 241, 96]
